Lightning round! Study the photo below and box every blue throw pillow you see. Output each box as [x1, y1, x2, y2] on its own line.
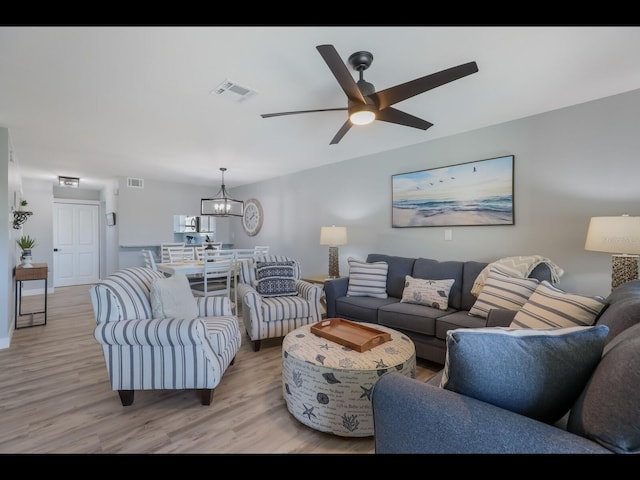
[440, 325, 609, 423]
[256, 261, 297, 297]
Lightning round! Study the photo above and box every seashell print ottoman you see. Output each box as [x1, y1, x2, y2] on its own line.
[282, 323, 416, 437]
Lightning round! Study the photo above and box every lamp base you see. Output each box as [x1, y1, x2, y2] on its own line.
[328, 246, 340, 278]
[611, 254, 639, 290]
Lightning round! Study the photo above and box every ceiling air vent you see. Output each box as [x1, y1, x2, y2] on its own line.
[127, 177, 144, 188]
[211, 79, 257, 102]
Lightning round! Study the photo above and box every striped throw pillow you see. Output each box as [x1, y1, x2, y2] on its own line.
[346, 257, 388, 299]
[468, 268, 539, 318]
[511, 280, 606, 329]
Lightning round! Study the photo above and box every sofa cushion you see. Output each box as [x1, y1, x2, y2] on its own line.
[460, 261, 488, 310]
[440, 325, 609, 423]
[367, 254, 415, 298]
[335, 296, 399, 324]
[378, 302, 447, 336]
[597, 280, 640, 341]
[468, 268, 540, 318]
[567, 322, 640, 453]
[400, 276, 455, 310]
[510, 281, 606, 329]
[150, 273, 199, 320]
[346, 257, 389, 298]
[435, 310, 489, 340]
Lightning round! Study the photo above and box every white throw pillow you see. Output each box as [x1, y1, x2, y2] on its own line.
[400, 276, 454, 310]
[151, 273, 199, 320]
[346, 257, 388, 299]
[511, 280, 606, 329]
[468, 267, 539, 318]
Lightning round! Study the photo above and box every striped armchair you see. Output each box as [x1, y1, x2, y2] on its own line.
[236, 255, 322, 352]
[90, 267, 241, 406]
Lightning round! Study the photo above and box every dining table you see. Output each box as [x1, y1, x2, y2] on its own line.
[156, 261, 204, 276]
[156, 260, 239, 313]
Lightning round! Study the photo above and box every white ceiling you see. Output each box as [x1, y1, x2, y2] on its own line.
[2, 26, 640, 191]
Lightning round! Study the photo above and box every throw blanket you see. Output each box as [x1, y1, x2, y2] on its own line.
[471, 255, 565, 296]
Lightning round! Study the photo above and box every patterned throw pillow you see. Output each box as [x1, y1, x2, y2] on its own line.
[256, 261, 298, 297]
[440, 325, 609, 423]
[346, 257, 388, 298]
[468, 268, 540, 318]
[400, 276, 455, 310]
[511, 280, 606, 329]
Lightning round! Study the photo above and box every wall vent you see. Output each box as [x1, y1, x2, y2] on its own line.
[211, 79, 257, 102]
[127, 177, 144, 188]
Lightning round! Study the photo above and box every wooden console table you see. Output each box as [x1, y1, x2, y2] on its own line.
[15, 263, 48, 329]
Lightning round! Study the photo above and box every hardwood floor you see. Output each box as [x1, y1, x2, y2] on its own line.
[0, 285, 440, 454]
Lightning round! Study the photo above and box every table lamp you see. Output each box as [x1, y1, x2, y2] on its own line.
[320, 226, 348, 278]
[584, 214, 640, 290]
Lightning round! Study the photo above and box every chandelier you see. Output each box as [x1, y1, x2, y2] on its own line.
[201, 168, 244, 217]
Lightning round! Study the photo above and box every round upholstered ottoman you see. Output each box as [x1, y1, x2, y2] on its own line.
[282, 322, 416, 437]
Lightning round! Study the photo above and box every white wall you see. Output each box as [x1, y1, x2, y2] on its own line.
[117, 176, 222, 247]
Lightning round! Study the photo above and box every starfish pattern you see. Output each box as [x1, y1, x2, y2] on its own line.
[302, 403, 316, 420]
[374, 359, 389, 369]
[360, 385, 373, 400]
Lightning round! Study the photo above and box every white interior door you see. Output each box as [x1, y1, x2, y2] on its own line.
[53, 202, 100, 287]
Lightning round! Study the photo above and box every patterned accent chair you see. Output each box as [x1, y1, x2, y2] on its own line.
[236, 255, 323, 352]
[90, 267, 241, 406]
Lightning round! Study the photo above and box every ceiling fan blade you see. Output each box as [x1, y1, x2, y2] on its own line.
[329, 120, 352, 145]
[376, 107, 433, 130]
[373, 61, 479, 109]
[261, 107, 347, 118]
[316, 45, 367, 104]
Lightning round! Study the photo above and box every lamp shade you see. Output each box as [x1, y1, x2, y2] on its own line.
[320, 226, 348, 246]
[584, 216, 640, 254]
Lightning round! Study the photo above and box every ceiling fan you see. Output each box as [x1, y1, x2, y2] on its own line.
[261, 44, 479, 145]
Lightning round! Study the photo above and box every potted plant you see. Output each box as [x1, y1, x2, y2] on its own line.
[17, 235, 36, 267]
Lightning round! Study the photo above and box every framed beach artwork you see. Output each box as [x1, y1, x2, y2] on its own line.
[392, 155, 514, 228]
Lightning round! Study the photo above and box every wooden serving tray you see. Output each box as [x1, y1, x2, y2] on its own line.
[310, 318, 391, 352]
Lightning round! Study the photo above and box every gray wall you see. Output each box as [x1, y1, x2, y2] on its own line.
[227, 88, 640, 296]
[4, 88, 640, 348]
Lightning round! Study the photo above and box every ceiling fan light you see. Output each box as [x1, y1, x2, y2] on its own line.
[350, 109, 376, 125]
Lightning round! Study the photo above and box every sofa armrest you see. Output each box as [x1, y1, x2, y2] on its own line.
[486, 308, 518, 327]
[324, 277, 349, 318]
[372, 373, 611, 454]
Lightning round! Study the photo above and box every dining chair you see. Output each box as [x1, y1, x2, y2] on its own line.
[141, 249, 158, 271]
[191, 250, 234, 302]
[194, 245, 205, 261]
[160, 242, 186, 263]
[254, 246, 269, 255]
[167, 246, 190, 263]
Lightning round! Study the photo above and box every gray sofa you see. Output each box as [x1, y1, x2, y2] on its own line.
[371, 279, 640, 454]
[324, 253, 552, 364]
